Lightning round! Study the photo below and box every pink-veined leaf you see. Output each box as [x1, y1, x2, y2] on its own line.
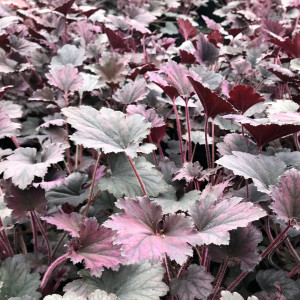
[113, 79, 148, 104]
[270, 169, 300, 231]
[68, 218, 123, 277]
[209, 225, 262, 272]
[62, 106, 155, 158]
[190, 196, 266, 245]
[216, 151, 287, 194]
[44, 212, 86, 237]
[160, 61, 193, 98]
[32, 169, 67, 191]
[202, 15, 221, 31]
[5, 185, 46, 221]
[45, 212, 123, 277]
[170, 265, 214, 300]
[104, 196, 198, 264]
[0, 143, 68, 189]
[194, 33, 219, 66]
[228, 85, 265, 114]
[46, 65, 83, 94]
[187, 76, 235, 119]
[177, 18, 196, 41]
[126, 105, 165, 128]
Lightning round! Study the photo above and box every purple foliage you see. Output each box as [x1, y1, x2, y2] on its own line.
[0, 0, 299, 299]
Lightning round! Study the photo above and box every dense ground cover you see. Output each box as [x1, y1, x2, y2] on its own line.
[0, 0, 300, 299]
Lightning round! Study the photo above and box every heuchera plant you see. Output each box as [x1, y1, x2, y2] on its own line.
[0, 0, 300, 299]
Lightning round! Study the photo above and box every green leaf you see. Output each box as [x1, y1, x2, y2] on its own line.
[99, 153, 168, 197]
[62, 106, 155, 158]
[0, 256, 41, 299]
[64, 263, 169, 300]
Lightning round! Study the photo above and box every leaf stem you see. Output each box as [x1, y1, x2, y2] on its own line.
[127, 155, 147, 196]
[204, 116, 211, 169]
[33, 211, 52, 264]
[288, 263, 300, 278]
[52, 232, 67, 260]
[212, 256, 230, 300]
[11, 136, 20, 148]
[29, 211, 38, 252]
[211, 118, 215, 168]
[83, 152, 101, 216]
[185, 99, 192, 162]
[40, 253, 69, 292]
[201, 245, 208, 266]
[163, 254, 172, 284]
[172, 98, 185, 165]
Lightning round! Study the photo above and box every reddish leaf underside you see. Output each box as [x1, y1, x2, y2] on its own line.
[228, 85, 265, 114]
[187, 76, 235, 119]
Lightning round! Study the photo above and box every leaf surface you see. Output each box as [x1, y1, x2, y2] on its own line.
[99, 153, 168, 197]
[64, 263, 169, 300]
[104, 197, 197, 264]
[170, 264, 213, 300]
[216, 152, 287, 193]
[62, 106, 155, 158]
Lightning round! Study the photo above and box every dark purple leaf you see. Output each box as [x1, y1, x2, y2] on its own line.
[179, 50, 196, 64]
[209, 225, 262, 271]
[5, 185, 46, 221]
[170, 265, 214, 300]
[104, 28, 129, 52]
[54, 0, 76, 15]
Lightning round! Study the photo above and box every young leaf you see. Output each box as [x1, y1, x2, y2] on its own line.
[113, 79, 148, 104]
[104, 196, 197, 264]
[64, 263, 169, 299]
[50, 44, 86, 69]
[190, 196, 266, 245]
[46, 65, 83, 94]
[216, 151, 287, 193]
[62, 106, 155, 158]
[173, 161, 203, 182]
[270, 169, 300, 230]
[187, 76, 235, 119]
[0, 255, 41, 299]
[178, 18, 196, 41]
[228, 85, 264, 114]
[209, 225, 263, 271]
[170, 265, 214, 300]
[5, 185, 46, 221]
[99, 153, 168, 198]
[0, 143, 67, 189]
